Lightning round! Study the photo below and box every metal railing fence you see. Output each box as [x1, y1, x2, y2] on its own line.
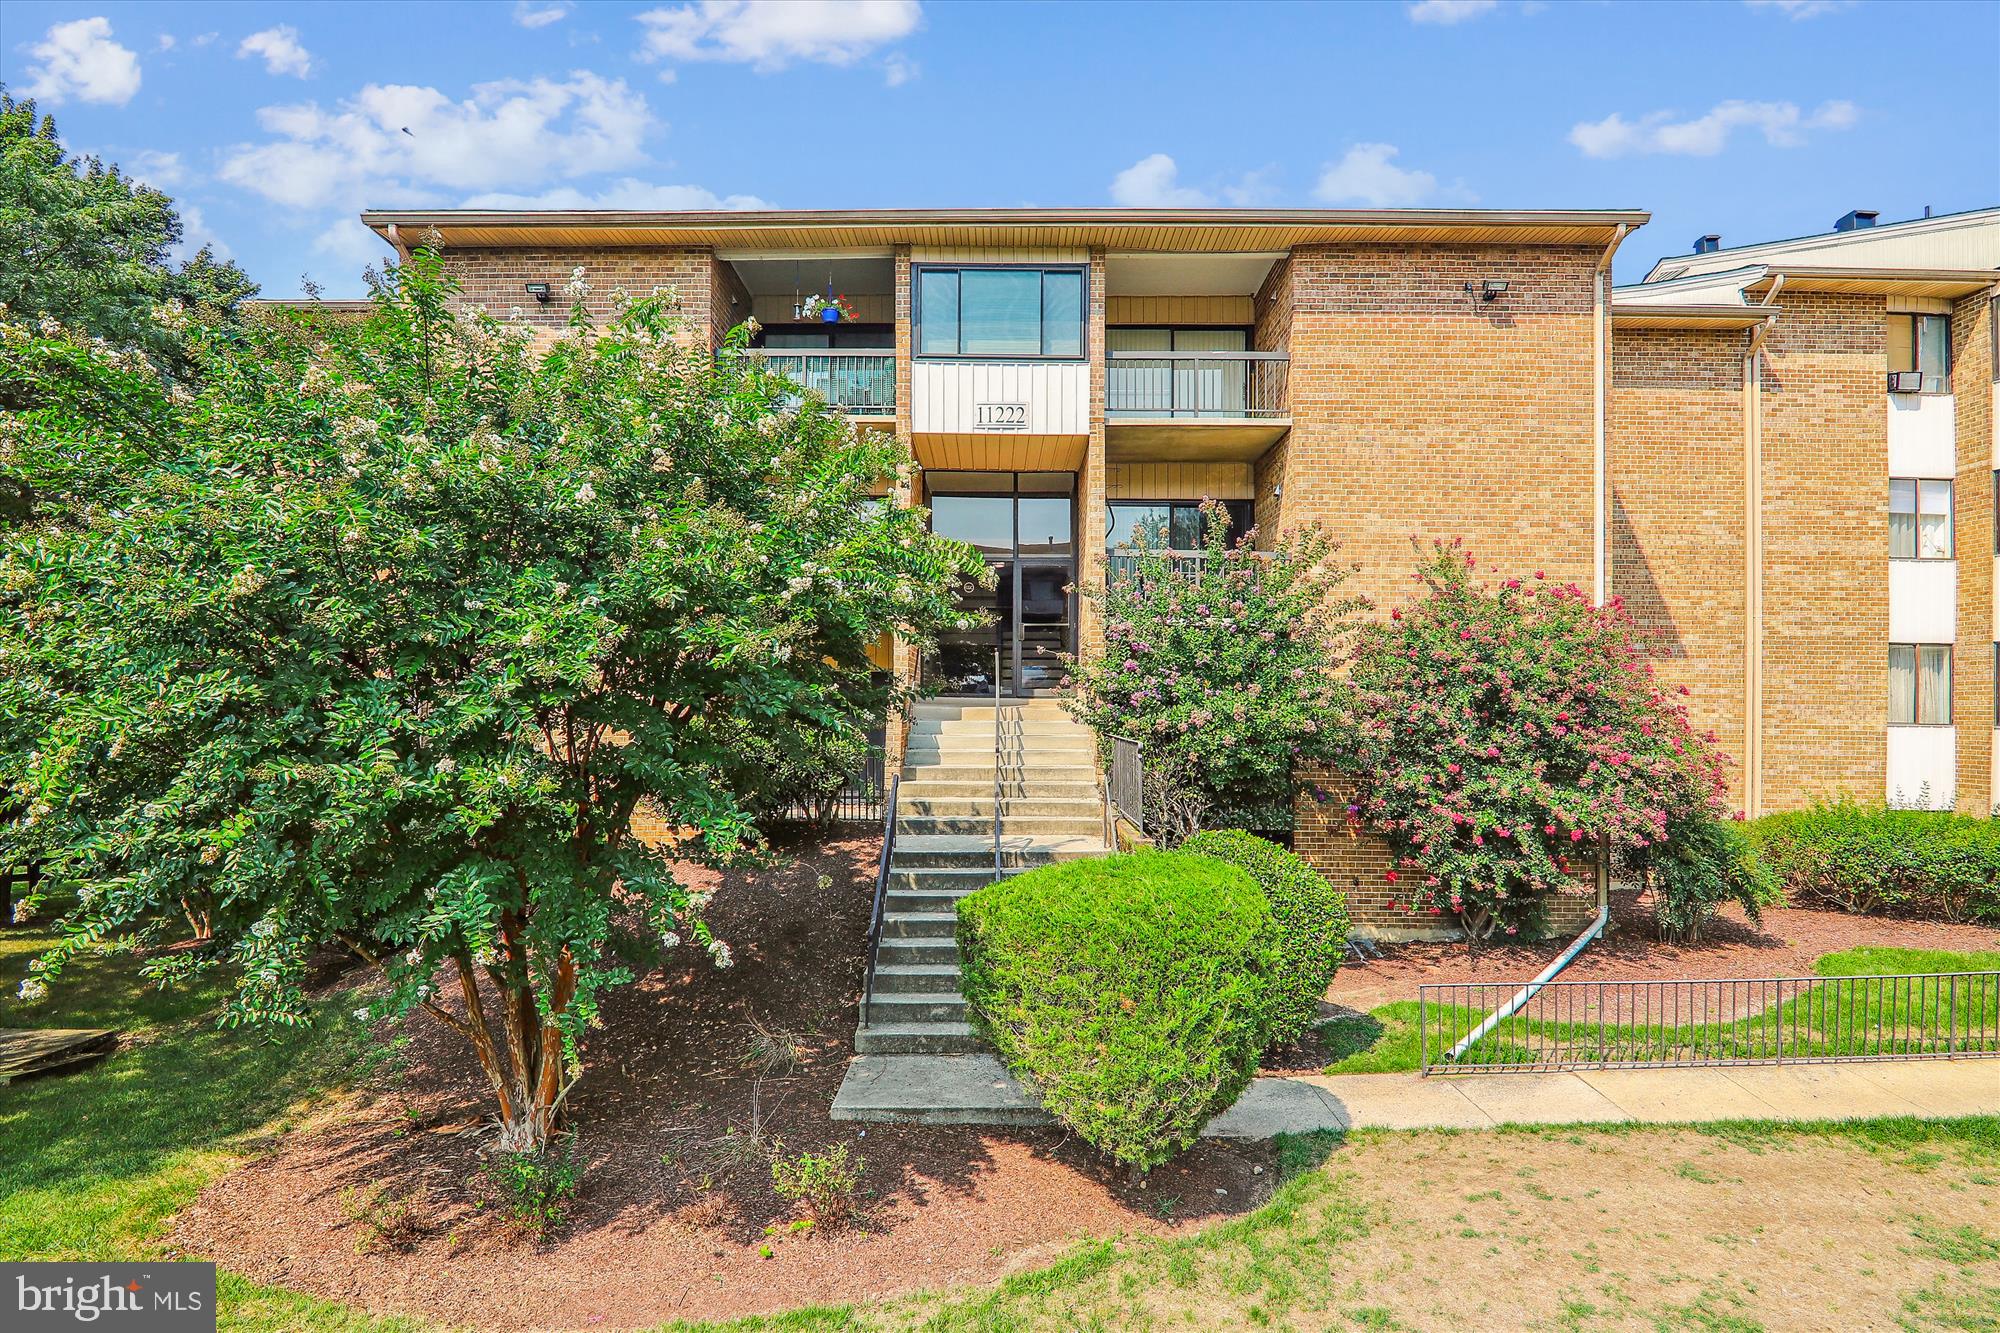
[1106, 351, 1289, 419]
[1419, 971, 2000, 1074]
[858, 773, 901, 1030]
[1108, 735, 1144, 831]
[749, 349, 895, 416]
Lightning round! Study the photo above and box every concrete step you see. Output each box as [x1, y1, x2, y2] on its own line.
[898, 814, 1105, 839]
[899, 764, 1097, 784]
[912, 701, 1071, 721]
[887, 887, 984, 913]
[880, 911, 958, 940]
[903, 747, 1097, 767]
[855, 1021, 984, 1055]
[830, 1053, 1051, 1127]
[887, 867, 1004, 892]
[863, 990, 968, 1024]
[869, 962, 963, 994]
[892, 834, 1110, 870]
[899, 779, 1103, 801]
[875, 936, 959, 966]
[910, 720, 1093, 740]
[900, 795, 1104, 818]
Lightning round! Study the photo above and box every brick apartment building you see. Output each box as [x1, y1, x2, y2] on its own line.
[361, 204, 1999, 939]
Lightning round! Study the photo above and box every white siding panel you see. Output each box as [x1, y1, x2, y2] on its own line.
[1889, 560, 1957, 644]
[912, 361, 1090, 440]
[1887, 393, 1956, 477]
[1887, 725, 1955, 809]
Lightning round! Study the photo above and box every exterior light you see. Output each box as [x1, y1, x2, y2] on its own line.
[524, 282, 552, 304]
[1481, 280, 1509, 301]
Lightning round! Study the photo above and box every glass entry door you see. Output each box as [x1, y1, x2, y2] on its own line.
[925, 472, 1075, 696]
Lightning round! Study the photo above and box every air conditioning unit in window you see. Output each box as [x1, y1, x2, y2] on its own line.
[1887, 371, 1925, 394]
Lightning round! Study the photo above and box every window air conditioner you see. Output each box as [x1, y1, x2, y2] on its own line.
[1887, 371, 1925, 394]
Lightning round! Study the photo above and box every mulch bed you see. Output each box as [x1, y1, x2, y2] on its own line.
[170, 829, 1270, 1332]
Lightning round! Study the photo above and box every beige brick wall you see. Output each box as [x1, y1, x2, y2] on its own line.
[1758, 291, 1889, 807]
[438, 245, 718, 351]
[1610, 326, 1752, 810]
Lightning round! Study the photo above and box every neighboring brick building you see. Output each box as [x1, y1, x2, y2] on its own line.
[359, 205, 1999, 939]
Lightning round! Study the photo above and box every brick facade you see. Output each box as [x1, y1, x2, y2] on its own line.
[1953, 291, 1995, 813]
[438, 245, 720, 350]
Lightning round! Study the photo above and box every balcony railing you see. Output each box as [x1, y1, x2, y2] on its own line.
[750, 349, 896, 417]
[1107, 550, 1211, 583]
[1106, 351, 1288, 419]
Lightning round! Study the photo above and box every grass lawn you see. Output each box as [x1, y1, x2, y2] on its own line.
[1321, 945, 2000, 1075]
[0, 911, 426, 1331]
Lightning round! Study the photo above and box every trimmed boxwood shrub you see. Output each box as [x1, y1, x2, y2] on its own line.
[1179, 829, 1348, 1044]
[1750, 800, 2000, 923]
[956, 851, 1279, 1173]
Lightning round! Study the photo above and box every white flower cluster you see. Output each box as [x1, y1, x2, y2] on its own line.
[707, 939, 734, 969]
[18, 978, 49, 1003]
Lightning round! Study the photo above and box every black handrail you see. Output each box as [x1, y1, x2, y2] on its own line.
[859, 772, 900, 1030]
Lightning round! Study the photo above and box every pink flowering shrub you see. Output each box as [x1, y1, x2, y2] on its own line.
[1066, 503, 1365, 843]
[1343, 540, 1737, 940]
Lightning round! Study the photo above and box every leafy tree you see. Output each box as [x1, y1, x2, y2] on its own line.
[0, 89, 256, 368]
[1065, 502, 1363, 843]
[0, 250, 979, 1149]
[1343, 541, 1736, 940]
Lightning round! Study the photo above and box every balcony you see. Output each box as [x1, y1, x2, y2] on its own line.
[1105, 351, 1290, 461]
[749, 349, 896, 423]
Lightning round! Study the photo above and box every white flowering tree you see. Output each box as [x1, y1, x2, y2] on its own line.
[0, 249, 979, 1151]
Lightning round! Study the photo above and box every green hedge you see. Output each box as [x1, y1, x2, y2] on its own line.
[1179, 830, 1348, 1043]
[956, 851, 1278, 1173]
[1749, 800, 2000, 924]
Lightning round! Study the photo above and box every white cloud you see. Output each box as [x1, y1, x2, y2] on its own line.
[1313, 143, 1452, 207]
[238, 26, 314, 78]
[1110, 153, 1214, 207]
[461, 178, 771, 210]
[1108, 153, 1276, 209]
[156, 34, 177, 52]
[217, 72, 656, 210]
[20, 17, 143, 107]
[313, 217, 391, 271]
[1569, 99, 1858, 158]
[1744, 0, 1855, 17]
[637, 0, 922, 71]
[173, 205, 234, 263]
[191, 32, 219, 48]
[128, 149, 186, 189]
[1408, 0, 1497, 24]
[882, 52, 918, 86]
[514, 1, 573, 28]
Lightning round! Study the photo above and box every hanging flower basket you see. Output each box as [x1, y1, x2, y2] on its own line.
[801, 293, 859, 324]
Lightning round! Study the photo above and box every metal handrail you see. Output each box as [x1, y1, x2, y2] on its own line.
[859, 772, 900, 1030]
[1106, 350, 1289, 420]
[992, 649, 1003, 882]
[1105, 350, 1292, 360]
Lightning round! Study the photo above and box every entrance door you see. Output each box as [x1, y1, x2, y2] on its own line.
[925, 472, 1075, 696]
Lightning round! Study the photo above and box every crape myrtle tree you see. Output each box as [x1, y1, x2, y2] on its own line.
[0, 249, 981, 1151]
[1066, 502, 1365, 843]
[1342, 541, 1743, 941]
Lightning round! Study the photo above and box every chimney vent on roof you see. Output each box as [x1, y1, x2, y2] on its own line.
[1834, 209, 1879, 232]
[1693, 234, 1722, 254]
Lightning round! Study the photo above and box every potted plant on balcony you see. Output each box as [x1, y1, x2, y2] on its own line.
[801, 293, 859, 324]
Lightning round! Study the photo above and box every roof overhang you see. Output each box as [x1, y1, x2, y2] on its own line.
[360, 207, 1651, 254]
[1611, 303, 1777, 331]
[1744, 266, 1999, 300]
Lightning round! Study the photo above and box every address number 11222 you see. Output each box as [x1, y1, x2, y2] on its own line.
[974, 402, 1028, 429]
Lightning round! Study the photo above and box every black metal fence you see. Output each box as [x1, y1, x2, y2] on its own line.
[1108, 735, 1143, 830]
[1419, 971, 2000, 1073]
[771, 727, 888, 825]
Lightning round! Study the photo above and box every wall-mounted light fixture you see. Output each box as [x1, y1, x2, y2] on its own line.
[524, 282, 552, 305]
[1464, 279, 1510, 302]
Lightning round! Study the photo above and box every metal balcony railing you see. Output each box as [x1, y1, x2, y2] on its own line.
[750, 349, 896, 416]
[1106, 351, 1288, 419]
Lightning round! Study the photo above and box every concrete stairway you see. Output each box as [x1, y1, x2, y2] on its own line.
[855, 697, 1111, 1055]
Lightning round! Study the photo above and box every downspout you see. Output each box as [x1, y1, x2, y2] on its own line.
[1743, 277, 1782, 817]
[1448, 887, 1609, 1064]
[1592, 223, 1629, 605]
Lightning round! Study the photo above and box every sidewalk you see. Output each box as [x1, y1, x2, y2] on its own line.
[831, 1053, 1999, 1133]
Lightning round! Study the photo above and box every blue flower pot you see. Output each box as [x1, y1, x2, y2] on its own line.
[821, 308, 840, 323]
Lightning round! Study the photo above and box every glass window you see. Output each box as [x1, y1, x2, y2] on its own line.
[1016, 497, 1073, 555]
[1106, 500, 1254, 552]
[916, 267, 1086, 358]
[1891, 478, 1953, 559]
[1891, 313, 1952, 393]
[929, 494, 1013, 556]
[1890, 644, 1952, 725]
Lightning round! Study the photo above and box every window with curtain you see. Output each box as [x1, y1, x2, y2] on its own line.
[1890, 313, 1953, 393]
[1890, 643, 1951, 725]
[1890, 478, 1953, 559]
[916, 266, 1085, 358]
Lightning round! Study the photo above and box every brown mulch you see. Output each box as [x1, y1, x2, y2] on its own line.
[169, 830, 1270, 1332]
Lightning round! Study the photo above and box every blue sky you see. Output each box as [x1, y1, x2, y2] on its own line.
[4, 0, 1994, 296]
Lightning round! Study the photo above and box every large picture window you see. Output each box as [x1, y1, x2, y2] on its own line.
[1890, 643, 1952, 725]
[1106, 499, 1254, 552]
[916, 266, 1085, 358]
[1890, 478, 1953, 559]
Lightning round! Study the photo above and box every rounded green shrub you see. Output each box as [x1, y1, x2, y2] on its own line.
[956, 851, 1279, 1173]
[1749, 800, 2000, 923]
[1178, 829, 1349, 1044]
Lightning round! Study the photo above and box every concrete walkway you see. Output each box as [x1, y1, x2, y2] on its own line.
[831, 1053, 1999, 1134]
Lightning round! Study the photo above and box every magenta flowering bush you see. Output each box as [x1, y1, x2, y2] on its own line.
[1343, 540, 1734, 939]
[1066, 503, 1365, 842]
